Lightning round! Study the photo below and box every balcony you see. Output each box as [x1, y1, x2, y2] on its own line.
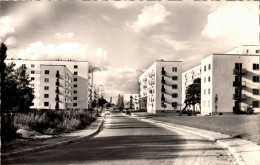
[56, 82, 63, 87]
[161, 88, 165, 92]
[233, 68, 247, 75]
[233, 81, 246, 88]
[55, 97, 60, 102]
[161, 79, 165, 84]
[56, 74, 63, 79]
[233, 94, 246, 100]
[161, 97, 165, 101]
[161, 70, 165, 75]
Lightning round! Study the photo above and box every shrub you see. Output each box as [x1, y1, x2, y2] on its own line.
[14, 109, 94, 136]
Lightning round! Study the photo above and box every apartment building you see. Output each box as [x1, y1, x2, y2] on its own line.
[123, 94, 139, 110]
[139, 60, 182, 114]
[182, 45, 260, 115]
[5, 59, 89, 110]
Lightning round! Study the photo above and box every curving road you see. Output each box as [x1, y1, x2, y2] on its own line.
[2, 111, 235, 165]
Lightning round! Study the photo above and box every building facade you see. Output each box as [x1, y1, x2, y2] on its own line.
[5, 59, 89, 110]
[139, 60, 182, 114]
[123, 94, 139, 110]
[182, 45, 260, 115]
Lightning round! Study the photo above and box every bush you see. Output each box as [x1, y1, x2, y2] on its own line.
[14, 109, 95, 135]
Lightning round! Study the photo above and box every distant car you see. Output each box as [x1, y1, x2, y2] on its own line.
[105, 108, 110, 115]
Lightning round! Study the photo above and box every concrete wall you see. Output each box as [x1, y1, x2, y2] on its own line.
[212, 54, 260, 113]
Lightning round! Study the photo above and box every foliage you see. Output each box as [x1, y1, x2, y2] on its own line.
[116, 94, 124, 110]
[184, 78, 201, 113]
[98, 96, 107, 109]
[129, 95, 134, 109]
[14, 109, 95, 135]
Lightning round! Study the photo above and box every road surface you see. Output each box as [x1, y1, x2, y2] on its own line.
[2, 111, 234, 165]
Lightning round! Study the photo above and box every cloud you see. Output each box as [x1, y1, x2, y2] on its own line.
[202, 3, 259, 45]
[0, 16, 16, 40]
[54, 32, 74, 39]
[127, 3, 170, 32]
[110, 1, 134, 9]
[93, 67, 140, 102]
[10, 41, 109, 69]
[152, 35, 188, 51]
[5, 36, 17, 48]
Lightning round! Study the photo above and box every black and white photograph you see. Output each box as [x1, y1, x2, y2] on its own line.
[0, 1, 259, 165]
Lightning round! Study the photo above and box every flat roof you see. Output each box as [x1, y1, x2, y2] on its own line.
[212, 54, 260, 56]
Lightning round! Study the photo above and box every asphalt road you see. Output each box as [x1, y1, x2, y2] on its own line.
[2, 111, 235, 165]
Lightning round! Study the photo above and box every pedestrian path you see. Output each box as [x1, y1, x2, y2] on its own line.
[129, 113, 260, 165]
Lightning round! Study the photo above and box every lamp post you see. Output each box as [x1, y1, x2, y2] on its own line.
[97, 85, 103, 116]
[91, 67, 101, 110]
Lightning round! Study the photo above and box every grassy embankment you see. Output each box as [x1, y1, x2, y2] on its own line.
[13, 109, 95, 137]
[134, 112, 260, 145]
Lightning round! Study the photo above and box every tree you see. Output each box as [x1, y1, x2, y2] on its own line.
[129, 95, 134, 109]
[184, 78, 201, 114]
[98, 96, 107, 109]
[116, 94, 121, 108]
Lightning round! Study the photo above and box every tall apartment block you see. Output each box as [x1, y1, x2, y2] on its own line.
[139, 60, 182, 114]
[182, 45, 260, 115]
[123, 94, 139, 110]
[5, 59, 89, 110]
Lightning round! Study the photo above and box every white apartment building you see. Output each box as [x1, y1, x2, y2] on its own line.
[123, 94, 139, 110]
[5, 59, 89, 110]
[139, 60, 182, 114]
[182, 45, 260, 115]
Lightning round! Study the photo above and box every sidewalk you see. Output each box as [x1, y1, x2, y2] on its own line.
[1, 115, 105, 160]
[129, 113, 260, 165]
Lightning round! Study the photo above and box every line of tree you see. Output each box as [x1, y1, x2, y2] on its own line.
[116, 94, 124, 111]
[183, 78, 201, 114]
[1, 43, 35, 141]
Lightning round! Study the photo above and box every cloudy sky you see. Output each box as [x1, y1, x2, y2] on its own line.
[0, 1, 259, 102]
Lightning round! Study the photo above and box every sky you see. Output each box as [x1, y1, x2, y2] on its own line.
[0, 1, 259, 103]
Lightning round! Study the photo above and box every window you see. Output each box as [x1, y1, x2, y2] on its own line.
[74, 72, 78, 75]
[204, 101, 206, 107]
[172, 102, 178, 107]
[74, 84, 77, 88]
[253, 76, 259, 82]
[74, 78, 77, 82]
[31, 71, 35, 74]
[31, 77, 35, 81]
[44, 86, 49, 90]
[172, 84, 177, 89]
[204, 89, 206, 95]
[208, 100, 210, 107]
[44, 78, 49, 82]
[172, 67, 177, 72]
[172, 93, 178, 98]
[31, 84, 34, 87]
[31, 64, 35, 68]
[208, 64, 211, 70]
[253, 64, 259, 70]
[74, 65, 78, 69]
[204, 77, 206, 83]
[208, 76, 211, 82]
[204, 66, 206, 72]
[208, 88, 210, 94]
[73, 97, 77, 100]
[256, 50, 259, 53]
[22, 64, 26, 68]
[172, 76, 178, 80]
[44, 102, 49, 107]
[252, 101, 259, 108]
[45, 70, 50, 74]
[253, 89, 259, 95]
[73, 90, 77, 94]
[73, 103, 77, 107]
[44, 94, 49, 98]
